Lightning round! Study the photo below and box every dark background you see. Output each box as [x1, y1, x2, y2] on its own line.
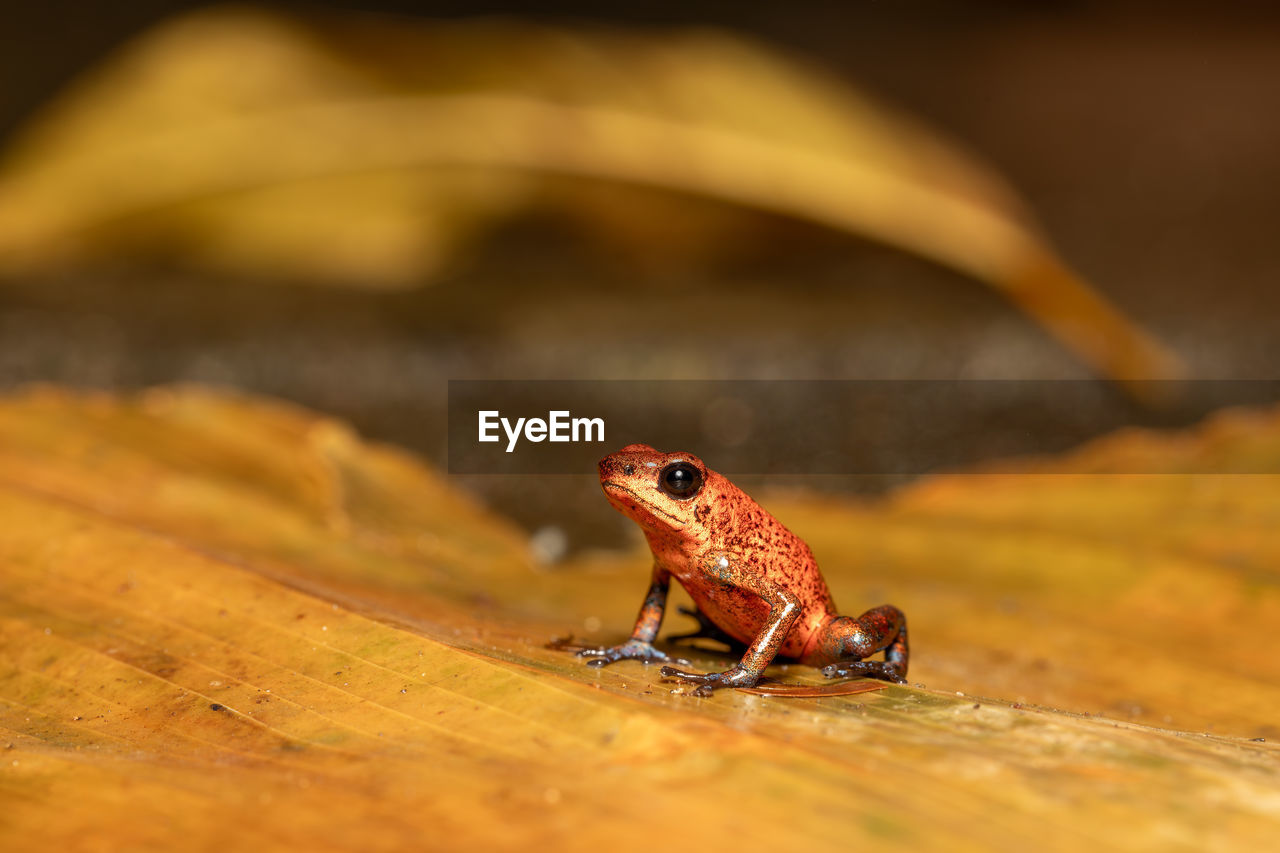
[2, 1, 1278, 550]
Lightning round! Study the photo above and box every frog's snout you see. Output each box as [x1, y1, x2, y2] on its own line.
[599, 449, 645, 480]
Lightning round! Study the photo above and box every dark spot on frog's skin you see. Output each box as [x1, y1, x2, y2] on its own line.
[209, 703, 225, 711]
[695, 504, 711, 523]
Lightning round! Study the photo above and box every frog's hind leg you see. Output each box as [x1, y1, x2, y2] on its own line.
[814, 605, 908, 684]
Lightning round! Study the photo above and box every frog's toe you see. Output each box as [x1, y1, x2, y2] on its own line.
[579, 641, 671, 667]
[575, 647, 619, 665]
[660, 665, 757, 695]
[661, 669, 724, 697]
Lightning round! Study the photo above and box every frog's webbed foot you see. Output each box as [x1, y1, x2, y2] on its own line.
[659, 664, 759, 697]
[664, 606, 747, 652]
[821, 660, 907, 684]
[576, 639, 682, 668]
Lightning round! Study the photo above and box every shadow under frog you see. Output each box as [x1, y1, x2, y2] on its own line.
[576, 444, 908, 697]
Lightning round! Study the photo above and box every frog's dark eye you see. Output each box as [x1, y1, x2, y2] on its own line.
[623, 463, 635, 476]
[658, 461, 703, 500]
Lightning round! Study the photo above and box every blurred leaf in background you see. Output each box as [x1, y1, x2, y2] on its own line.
[0, 5, 1180, 384]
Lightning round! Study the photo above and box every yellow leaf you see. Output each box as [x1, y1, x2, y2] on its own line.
[0, 7, 1180, 384]
[1, 386, 1277, 850]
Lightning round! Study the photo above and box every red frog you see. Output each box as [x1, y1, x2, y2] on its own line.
[579, 444, 908, 696]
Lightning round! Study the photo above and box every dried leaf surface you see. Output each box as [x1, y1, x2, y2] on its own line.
[1, 386, 1277, 850]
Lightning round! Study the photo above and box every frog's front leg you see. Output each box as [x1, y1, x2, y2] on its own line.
[576, 565, 675, 667]
[661, 554, 800, 697]
[810, 605, 909, 684]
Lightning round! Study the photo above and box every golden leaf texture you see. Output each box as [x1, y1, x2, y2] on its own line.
[1, 386, 1277, 850]
[0, 7, 1179, 383]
